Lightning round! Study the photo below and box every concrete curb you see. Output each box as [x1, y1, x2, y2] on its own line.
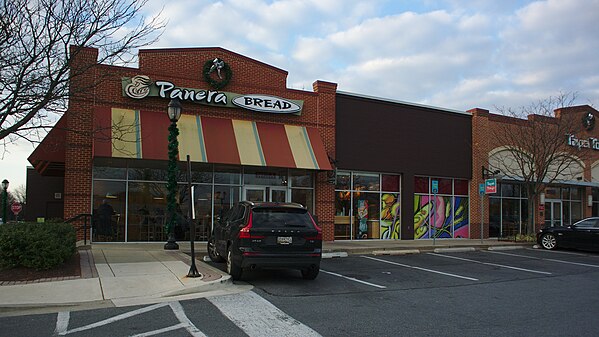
[322, 252, 348, 259]
[372, 249, 420, 256]
[487, 245, 525, 251]
[432, 247, 476, 253]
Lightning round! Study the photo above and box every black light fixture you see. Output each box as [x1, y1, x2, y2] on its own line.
[165, 99, 182, 250]
[481, 166, 500, 179]
[1, 179, 8, 224]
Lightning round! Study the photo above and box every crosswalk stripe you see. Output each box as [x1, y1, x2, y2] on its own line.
[208, 291, 321, 337]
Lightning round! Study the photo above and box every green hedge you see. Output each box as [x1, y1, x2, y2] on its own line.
[0, 222, 76, 270]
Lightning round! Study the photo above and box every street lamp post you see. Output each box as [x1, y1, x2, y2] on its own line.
[1, 179, 8, 224]
[165, 99, 182, 250]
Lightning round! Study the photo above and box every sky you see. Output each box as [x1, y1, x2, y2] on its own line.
[2, 0, 599, 190]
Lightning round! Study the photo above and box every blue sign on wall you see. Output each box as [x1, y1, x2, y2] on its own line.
[432, 180, 439, 194]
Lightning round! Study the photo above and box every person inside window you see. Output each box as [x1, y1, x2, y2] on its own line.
[97, 199, 115, 241]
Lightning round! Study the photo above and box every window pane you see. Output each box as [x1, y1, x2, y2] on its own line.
[290, 169, 313, 188]
[92, 181, 127, 242]
[244, 167, 287, 186]
[454, 179, 468, 196]
[380, 193, 400, 239]
[353, 193, 380, 239]
[453, 197, 469, 238]
[291, 189, 313, 213]
[213, 185, 240, 219]
[382, 175, 400, 192]
[414, 176, 429, 193]
[437, 178, 452, 194]
[501, 183, 519, 197]
[570, 187, 582, 201]
[126, 182, 168, 242]
[93, 158, 127, 179]
[334, 190, 352, 240]
[214, 165, 241, 184]
[489, 198, 501, 237]
[354, 173, 380, 191]
[571, 201, 583, 224]
[335, 171, 350, 190]
[191, 163, 213, 184]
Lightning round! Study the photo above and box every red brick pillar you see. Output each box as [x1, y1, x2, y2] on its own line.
[468, 108, 491, 239]
[64, 46, 99, 241]
[313, 80, 337, 241]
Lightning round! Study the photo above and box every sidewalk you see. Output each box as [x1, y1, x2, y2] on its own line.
[0, 239, 534, 315]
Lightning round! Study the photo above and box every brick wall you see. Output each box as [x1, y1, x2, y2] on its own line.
[469, 105, 599, 236]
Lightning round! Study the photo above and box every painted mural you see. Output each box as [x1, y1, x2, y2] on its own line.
[380, 193, 400, 239]
[414, 195, 469, 239]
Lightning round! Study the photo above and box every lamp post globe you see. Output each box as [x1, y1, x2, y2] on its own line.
[1, 179, 8, 224]
[165, 99, 182, 250]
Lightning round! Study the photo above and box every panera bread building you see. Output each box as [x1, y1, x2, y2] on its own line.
[31, 46, 596, 243]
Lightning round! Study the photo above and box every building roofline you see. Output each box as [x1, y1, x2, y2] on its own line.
[336, 90, 471, 116]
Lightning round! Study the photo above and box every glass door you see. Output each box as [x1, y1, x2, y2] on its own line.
[243, 186, 288, 202]
[544, 199, 562, 227]
[244, 187, 266, 202]
[270, 187, 287, 202]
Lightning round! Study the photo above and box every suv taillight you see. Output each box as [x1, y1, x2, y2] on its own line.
[306, 213, 322, 241]
[238, 212, 265, 239]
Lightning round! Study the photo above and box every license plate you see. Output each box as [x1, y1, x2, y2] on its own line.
[277, 236, 292, 245]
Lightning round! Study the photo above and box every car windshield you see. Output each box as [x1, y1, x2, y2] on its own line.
[252, 208, 313, 229]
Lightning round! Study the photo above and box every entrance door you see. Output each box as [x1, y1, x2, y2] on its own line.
[243, 186, 287, 202]
[244, 187, 266, 202]
[544, 200, 562, 227]
[270, 187, 287, 202]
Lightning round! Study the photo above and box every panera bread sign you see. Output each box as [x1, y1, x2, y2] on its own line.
[566, 134, 599, 150]
[122, 75, 303, 115]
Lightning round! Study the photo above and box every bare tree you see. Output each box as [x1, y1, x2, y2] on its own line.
[11, 184, 26, 204]
[0, 0, 164, 150]
[489, 93, 591, 234]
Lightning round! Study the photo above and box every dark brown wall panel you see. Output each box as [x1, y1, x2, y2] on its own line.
[336, 93, 472, 178]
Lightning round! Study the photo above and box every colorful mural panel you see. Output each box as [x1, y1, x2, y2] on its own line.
[380, 193, 400, 239]
[414, 195, 469, 239]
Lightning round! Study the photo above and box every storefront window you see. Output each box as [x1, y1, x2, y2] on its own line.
[414, 176, 469, 239]
[334, 171, 401, 240]
[92, 180, 127, 242]
[126, 182, 168, 242]
[489, 182, 527, 238]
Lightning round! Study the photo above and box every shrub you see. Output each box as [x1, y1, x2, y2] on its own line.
[0, 222, 76, 270]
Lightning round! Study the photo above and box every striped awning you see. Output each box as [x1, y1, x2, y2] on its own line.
[93, 107, 332, 170]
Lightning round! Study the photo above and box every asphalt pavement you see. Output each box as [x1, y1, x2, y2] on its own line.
[0, 238, 532, 316]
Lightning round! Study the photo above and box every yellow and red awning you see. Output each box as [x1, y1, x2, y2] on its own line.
[93, 107, 331, 170]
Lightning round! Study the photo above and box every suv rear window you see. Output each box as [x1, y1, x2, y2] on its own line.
[252, 208, 313, 229]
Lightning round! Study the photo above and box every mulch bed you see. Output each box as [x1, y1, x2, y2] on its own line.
[0, 252, 81, 282]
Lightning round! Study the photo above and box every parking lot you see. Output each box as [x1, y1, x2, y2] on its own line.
[239, 246, 599, 296]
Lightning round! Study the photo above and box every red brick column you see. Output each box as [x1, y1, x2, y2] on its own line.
[64, 46, 98, 241]
[468, 108, 491, 239]
[312, 81, 337, 241]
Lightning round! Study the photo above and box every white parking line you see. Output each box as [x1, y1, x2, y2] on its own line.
[320, 270, 387, 289]
[489, 250, 599, 268]
[362, 255, 479, 281]
[429, 253, 552, 275]
[526, 248, 592, 256]
[56, 301, 205, 336]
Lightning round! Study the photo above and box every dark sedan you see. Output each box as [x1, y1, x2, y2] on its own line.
[537, 217, 599, 251]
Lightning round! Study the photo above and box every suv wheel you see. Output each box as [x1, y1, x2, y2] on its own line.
[301, 265, 320, 280]
[207, 237, 224, 262]
[227, 247, 243, 280]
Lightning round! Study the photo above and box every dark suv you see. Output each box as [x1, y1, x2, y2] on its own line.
[207, 201, 322, 280]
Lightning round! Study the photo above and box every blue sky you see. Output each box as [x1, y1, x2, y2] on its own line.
[3, 0, 599, 189]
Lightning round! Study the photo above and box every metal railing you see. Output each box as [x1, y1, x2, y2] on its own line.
[65, 213, 93, 245]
